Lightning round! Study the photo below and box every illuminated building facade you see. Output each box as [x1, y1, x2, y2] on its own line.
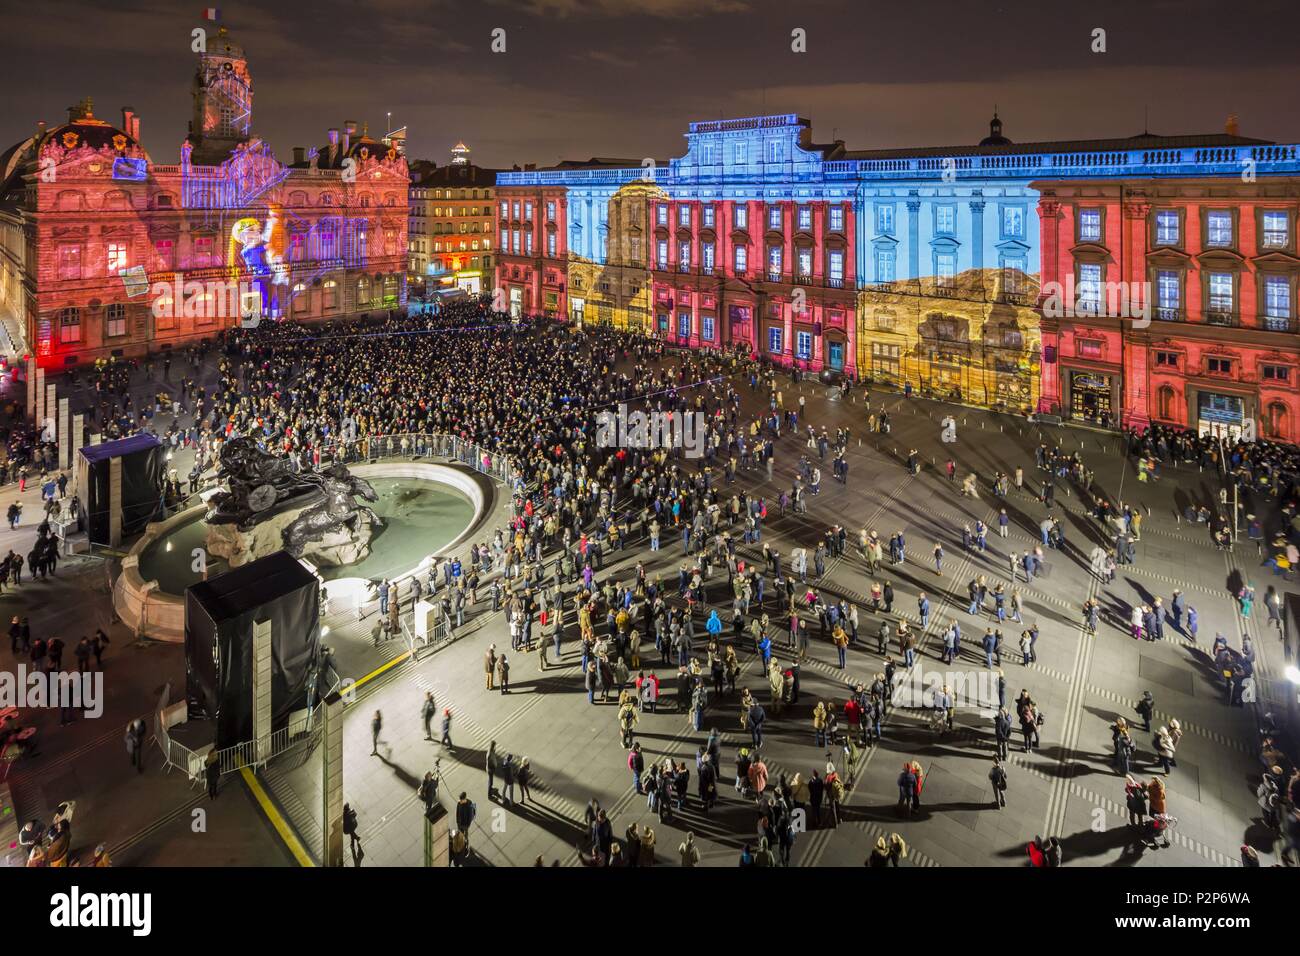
[407, 149, 498, 296]
[1035, 167, 1300, 440]
[0, 24, 408, 370]
[497, 115, 1300, 427]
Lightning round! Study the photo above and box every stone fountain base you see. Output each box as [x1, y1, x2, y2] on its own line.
[205, 503, 380, 569]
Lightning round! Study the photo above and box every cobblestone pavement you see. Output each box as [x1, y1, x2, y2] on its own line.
[2, 340, 1292, 867]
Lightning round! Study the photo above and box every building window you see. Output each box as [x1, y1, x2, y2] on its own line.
[511, 230, 520, 254]
[877, 205, 894, 235]
[767, 206, 782, 231]
[678, 241, 690, 269]
[524, 201, 533, 220]
[524, 232, 533, 255]
[57, 245, 81, 280]
[500, 228, 508, 250]
[1154, 350, 1179, 368]
[657, 240, 668, 268]
[511, 201, 521, 220]
[766, 140, 782, 163]
[1077, 208, 1102, 242]
[546, 233, 556, 257]
[1262, 363, 1290, 382]
[678, 206, 691, 228]
[1263, 275, 1292, 330]
[795, 330, 812, 360]
[768, 325, 783, 354]
[323, 279, 339, 309]
[702, 204, 714, 228]
[292, 282, 308, 313]
[1078, 263, 1103, 313]
[936, 252, 956, 286]
[1262, 211, 1289, 248]
[829, 205, 844, 233]
[1077, 338, 1103, 359]
[734, 142, 747, 164]
[797, 206, 812, 231]
[678, 312, 691, 338]
[105, 303, 127, 337]
[59, 307, 80, 343]
[1206, 210, 1233, 247]
[500, 201, 508, 218]
[876, 248, 895, 283]
[734, 205, 748, 229]
[107, 241, 129, 274]
[734, 245, 748, 273]
[701, 315, 715, 341]
[935, 205, 956, 235]
[1002, 257, 1026, 294]
[656, 205, 668, 226]
[1207, 272, 1234, 321]
[1002, 206, 1024, 239]
[1156, 270, 1181, 319]
[545, 201, 555, 222]
[1207, 356, 1232, 375]
[768, 247, 782, 277]
[1155, 210, 1180, 245]
[702, 242, 715, 272]
[828, 250, 844, 283]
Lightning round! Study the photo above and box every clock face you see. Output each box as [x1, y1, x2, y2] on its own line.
[88, 162, 102, 173]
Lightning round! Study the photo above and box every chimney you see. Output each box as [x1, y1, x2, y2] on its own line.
[1225, 113, 1240, 137]
[293, 146, 305, 165]
[121, 108, 134, 139]
[343, 120, 356, 154]
[328, 128, 340, 147]
[36, 120, 46, 139]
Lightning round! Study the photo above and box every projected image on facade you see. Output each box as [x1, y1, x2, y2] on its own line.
[228, 208, 286, 317]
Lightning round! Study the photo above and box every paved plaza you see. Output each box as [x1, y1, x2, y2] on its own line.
[0, 342, 1292, 868]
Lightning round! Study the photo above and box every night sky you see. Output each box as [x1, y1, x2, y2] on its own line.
[6, 0, 1299, 169]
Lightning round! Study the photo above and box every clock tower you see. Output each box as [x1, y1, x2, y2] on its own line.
[188, 25, 254, 165]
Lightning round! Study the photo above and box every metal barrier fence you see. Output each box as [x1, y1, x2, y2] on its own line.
[156, 698, 326, 782]
[316, 432, 521, 492]
[401, 612, 458, 660]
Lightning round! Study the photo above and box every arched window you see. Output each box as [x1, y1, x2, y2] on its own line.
[1265, 401, 1289, 440]
[292, 282, 308, 313]
[323, 279, 338, 309]
[357, 277, 371, 304]
[1157, 385, 1177, 422]
[56, 190, 86, 211]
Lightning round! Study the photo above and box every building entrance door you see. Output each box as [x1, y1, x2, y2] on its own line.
[1197, 392, 1245, 441]
[1069, 371, 1113, 422]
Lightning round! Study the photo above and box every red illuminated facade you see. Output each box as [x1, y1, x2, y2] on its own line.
[0, 25, 408, 370]
[648, 196, 855, 371]
[495, 181, 570, 319]
[1036, 178, 1300, 441]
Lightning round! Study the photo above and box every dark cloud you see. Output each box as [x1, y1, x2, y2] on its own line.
[3, 0, 1297, 170]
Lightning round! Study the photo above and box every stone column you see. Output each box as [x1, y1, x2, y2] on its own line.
[253, 618, 273, 764]
[71, 413, 84, 498]
[906, 196, 921, 280]
[34, 366, 44, 431]
[25, 358, 35, 423]
[969, 197, 985, 273]
[322, 692, 345, 867]
[45, 384, 56, 440]
[58, 398, 70, 470]
[108, 455, 123, 546]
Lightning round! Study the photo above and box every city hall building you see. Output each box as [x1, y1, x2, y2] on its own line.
[496, 113, 1300, 438]
[0, 24, 409, 371]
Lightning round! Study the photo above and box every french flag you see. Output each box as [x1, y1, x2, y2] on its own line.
[201, 7, 221, 20]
